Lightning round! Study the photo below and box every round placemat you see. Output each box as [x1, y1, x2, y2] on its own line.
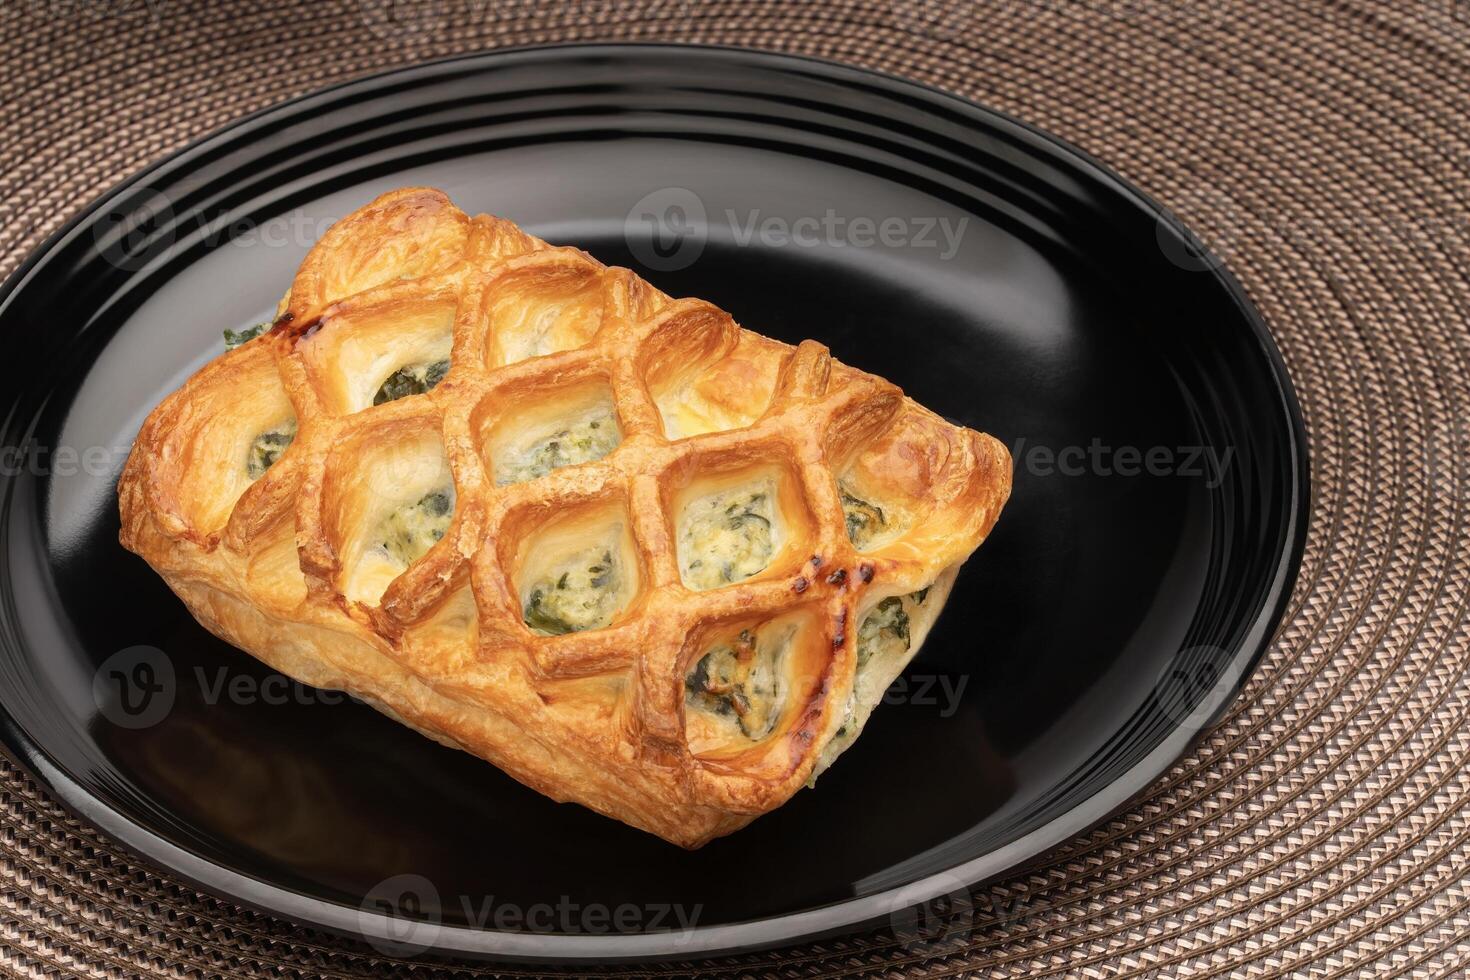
[3, 1, 1468, 976]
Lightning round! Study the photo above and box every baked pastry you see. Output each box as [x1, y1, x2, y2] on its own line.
[118, 188, 1011, 847]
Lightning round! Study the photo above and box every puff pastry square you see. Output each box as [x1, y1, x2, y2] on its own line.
[118, 188, 1012, 847]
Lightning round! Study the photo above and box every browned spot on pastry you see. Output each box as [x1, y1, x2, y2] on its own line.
[272, 311, 321, 343]
[793, 575, 809, 594]
[810, 554, 823, 569]
[827, 568, 847, 587]
[858, 562, 875, 583]
[832, 608, 848, 648]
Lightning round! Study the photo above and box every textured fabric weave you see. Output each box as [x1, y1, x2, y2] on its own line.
[3, 0, 1469, 976]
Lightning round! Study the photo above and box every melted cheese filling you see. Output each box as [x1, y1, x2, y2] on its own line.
[684, 624, 794, 742]
[522, 545, 622, 635]
[677, 483, 777, 591]
[246, 418, 297, 480]
[840, 483, 888, 549]
[495, 407, 620, 486]
[375, 359, 448, 405]
[819, 586, 934, 773]
[376, 488, 454, 567]
[856, 595, 911, 668]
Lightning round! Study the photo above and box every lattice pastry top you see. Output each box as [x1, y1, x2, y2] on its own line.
[118, 188, 1012, 847]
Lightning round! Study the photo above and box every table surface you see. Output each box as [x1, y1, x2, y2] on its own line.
[3, 1, 1468, 976]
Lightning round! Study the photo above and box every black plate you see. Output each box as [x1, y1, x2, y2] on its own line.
[0, 44, 1307, 962]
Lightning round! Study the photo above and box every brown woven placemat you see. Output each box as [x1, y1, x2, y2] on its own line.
[4, 0, 1469, 976]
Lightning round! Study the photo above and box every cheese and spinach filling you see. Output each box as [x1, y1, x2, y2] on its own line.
[523, 547, 622, 635]
[224, 322, 270, 349]
[840, 484, 888, 549]
[375, 359, 449, 405]
[856, 595, 910, 668]
[831, 587, 931, 741]
[496, 409, 620, 486]
[246, 418, 297, 480]
[678, 485, 776, 590]
[377, 488, 454, 566]
[684, 625, 792, 741]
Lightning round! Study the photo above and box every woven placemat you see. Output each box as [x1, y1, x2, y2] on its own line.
[4, 0, 1469, 976]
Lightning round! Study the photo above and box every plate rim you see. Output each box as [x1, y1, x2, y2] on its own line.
[0, 40, 1311, 963]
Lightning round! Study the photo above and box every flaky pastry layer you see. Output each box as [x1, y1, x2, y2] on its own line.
[118, 188, 1011, 847]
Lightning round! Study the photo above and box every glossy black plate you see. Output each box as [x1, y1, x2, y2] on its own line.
[0, 44, 1307, 962]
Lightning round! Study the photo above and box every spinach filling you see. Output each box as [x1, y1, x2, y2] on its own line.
[855, 594, 912, 668]
[246, 419, 297, 480]
[684, 627, 787, 740]
[831, 588, 931, 740]
[374, 359, 449, 405]
[224, 322, 270, 349]
[839, 485, 887, 549]
[679, 487, 775, 590]
[497, 410, 620, 486]
[523, 548, 620, 636]
[378, 488, 454, 566]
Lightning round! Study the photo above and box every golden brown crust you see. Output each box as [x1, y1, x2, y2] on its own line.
[117, 187, 1012, 848]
